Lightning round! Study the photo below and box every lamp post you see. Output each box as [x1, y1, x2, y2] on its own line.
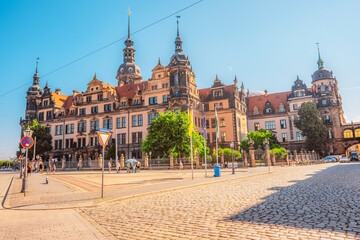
[149, 151, 152, 171]
[230, 142, 235, 174]
[20, 148, 25, 178]
[21, 126, 33, 196]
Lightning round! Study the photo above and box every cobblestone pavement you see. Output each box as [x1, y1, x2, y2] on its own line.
[0, 173, 112, 240]
[81, 163, 360, 240]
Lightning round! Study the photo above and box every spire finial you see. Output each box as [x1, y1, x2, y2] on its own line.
[94, 73, 97, 79]
[297, 75, 299, 80]
[176, 16, 180, 37]
[46, 81, 48, 88]
[158, 57, 161, 65]
[127, 9, 132, 39]
[36, 57, 39, 73]
[316, 42, 324, 69]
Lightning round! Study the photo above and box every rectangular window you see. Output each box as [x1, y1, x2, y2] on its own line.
[79, 108, 86, 115]
[98, 94, 103, 101]
[280, 120, 287, 129]
[86, 96, 91, 102]
[265, 121, 275, 130]
[56, 126, 59, 135]
[104, 104, 111, 112]
[220, 118, 225, 127]
[43, 100, 48, 106]
[71, 124, 74, 133]
[132, 132, 137, 144]
[149, 97, 158, 105]
[148, 113, 154, 124]
[206, 120, 209, 128]
[254, 123, 260, 131]
[117, 118, 121, 129]
[59, 140, 62, 149]
[121, 133, 126, 144]
[116, 134, 120, 146]
[296, 132, 302, 141]
[138, 132, 142, 143]
[38, 112, 44, 121]
[78, 122, 85, 133]
[65, 139, 69, 149]
[211, 118, 215, 128]
[103, 119, 112, 129]
[66, 124, 70, 134]
[221, 132, 226, 142]
[212, 132, 216, 143]
[132, 116, 137, 127]
[90, 137, 94, 146]
[78, 138, 81, 148]
[293, 104, 298, 110]
[282, 133, 287, 142]
[91, 106, 98, 114]
[163, 95, 167, 103]
[60, 125, 63, 135]
[138, 115, 143, 126]
[155, 112, 159, 119]
[95, 137, 98, 146]
[122, 117, 126, 128]
[46, 111, 52, 120]
[82, 138, 86, 147]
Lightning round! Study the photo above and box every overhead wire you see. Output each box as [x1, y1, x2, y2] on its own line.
[0, 0, 204, 98]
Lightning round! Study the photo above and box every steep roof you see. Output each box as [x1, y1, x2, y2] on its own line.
[248, 91, 290, 116]
[198, 85, 235, 101]
[51, 92, 69, 109]
[115, 82, 146, 100]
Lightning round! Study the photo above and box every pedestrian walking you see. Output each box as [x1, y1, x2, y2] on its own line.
[179, 160, 183, 170]
[137, 161, 141, 173]
[116, 161, 120, 173]
[77, 162, 80, 171]
[27, 164, 32, 176]
[40, 163, 43, 174]
[52, 164, 56, 174]
[108, 161, 112, 173]
[35, 163, 39, 173]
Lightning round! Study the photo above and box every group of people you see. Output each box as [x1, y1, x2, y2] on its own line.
[107, 160, 141, 173]
[21, 161, 56, 176]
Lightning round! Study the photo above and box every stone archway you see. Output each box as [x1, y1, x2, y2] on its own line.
[345, 143, 360, 159]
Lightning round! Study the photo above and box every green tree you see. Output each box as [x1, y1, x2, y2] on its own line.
[106, 143, 115, 160]
[240, 129, 280, 153]
[294, 102, 327, 153]
[270, 147, 287, 159]
[20, 119, 52, 159]
[212, 148, 241, 161]
[142, 111, 206, 159]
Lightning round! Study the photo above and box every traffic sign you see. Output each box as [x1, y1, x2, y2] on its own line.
[99, 128, 110, 133]
[18, 155, 23, 161]
[98, 131, 111, 147]
[21, 136, 34, 149]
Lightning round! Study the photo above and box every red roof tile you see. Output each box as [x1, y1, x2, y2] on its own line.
[199, 85, 235, 100]
[248, 91, 290, 116]
[115, 82, 147, 99]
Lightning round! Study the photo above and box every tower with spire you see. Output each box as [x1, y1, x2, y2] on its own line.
[26, 58, 43, 121]
[116, 10, 142, 86]
[167, 16, 199, 110]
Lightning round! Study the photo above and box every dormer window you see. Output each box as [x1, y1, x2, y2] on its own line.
[214, 90, 221, 97]
[266, 108, 271, 113]
[254, 106, 259, 115]
[279, 104, 284, 112]
[44, 100, 48, 106]
[322, 100, 327, 106]
[121, 101, 127, 107]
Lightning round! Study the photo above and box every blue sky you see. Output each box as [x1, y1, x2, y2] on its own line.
[1, 0, 360, 159]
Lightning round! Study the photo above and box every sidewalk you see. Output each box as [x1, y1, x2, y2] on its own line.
[4, 166, 279, 210]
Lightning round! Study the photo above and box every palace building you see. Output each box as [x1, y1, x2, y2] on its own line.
[21, 15, 359, 162]
[20, 15, 248, 163]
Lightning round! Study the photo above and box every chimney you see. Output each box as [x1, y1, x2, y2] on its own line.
[73, 90, 79, 96]
[55, 89, 61, 95]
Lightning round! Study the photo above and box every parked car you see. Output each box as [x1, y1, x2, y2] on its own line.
[339, 156, 350, 163]
[349, 152, 359, 161]
[327, 155, 341, 162]
[323, 156, 337, 162]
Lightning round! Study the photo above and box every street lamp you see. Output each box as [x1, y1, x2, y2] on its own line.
[149, 151, 152, 171]
[21, 126, 33, 196]
[230, 142, 235, 174]
[20, 148, 25, 178]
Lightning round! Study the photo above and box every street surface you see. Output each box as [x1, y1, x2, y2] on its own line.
[0, 172, 111, 240]
[81, 163, 360, 240]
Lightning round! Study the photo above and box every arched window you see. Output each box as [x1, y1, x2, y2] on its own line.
[174, 73, 179, 86]
[355, 129, 360, 138]
[344, 130, 353, 138]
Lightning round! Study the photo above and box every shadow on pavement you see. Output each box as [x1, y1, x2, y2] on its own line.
[226, 163, 360, 234]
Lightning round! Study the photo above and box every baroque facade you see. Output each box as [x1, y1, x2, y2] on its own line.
[247, 50, 360, 155]
[21, 16, 360, 161]
[20, 16, 248, 162]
